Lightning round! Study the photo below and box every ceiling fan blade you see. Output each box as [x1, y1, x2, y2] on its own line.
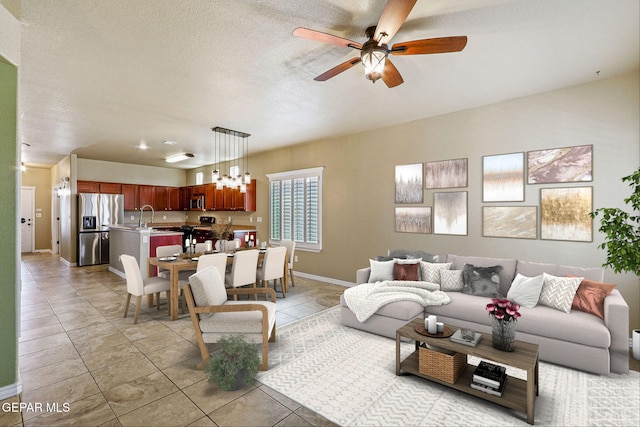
[374, 0, 417, 44]
[314, 58, 362, 81]
[391, 36, 468, 55]
[381, 59, 404, 88]
[293, 27, 362, 50]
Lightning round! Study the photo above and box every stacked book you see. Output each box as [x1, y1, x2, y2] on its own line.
[450, 329, 482, 347]
[471, 361, 507, 397]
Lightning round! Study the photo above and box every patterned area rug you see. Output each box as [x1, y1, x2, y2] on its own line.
[257, 306, 640, 426]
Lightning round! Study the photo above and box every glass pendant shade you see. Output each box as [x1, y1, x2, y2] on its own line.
[212, 169, 219, 181]
[244, 172, 251, 184]
[362, 49, 386, 82]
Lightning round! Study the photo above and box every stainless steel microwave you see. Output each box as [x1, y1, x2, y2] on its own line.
[189, 195, 205, 210]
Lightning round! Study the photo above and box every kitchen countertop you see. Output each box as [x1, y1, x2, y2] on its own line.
[109, 225, 182, 236]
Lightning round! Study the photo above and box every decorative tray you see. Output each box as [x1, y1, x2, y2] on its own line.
[158, 256, 177, 262]
[414, 324, 455, 338]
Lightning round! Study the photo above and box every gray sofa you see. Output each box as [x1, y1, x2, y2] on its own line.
[340, 253, 630, 375]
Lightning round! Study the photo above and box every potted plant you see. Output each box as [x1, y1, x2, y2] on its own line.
[204, 335, 260, 391]
[589, 168, 640, 276]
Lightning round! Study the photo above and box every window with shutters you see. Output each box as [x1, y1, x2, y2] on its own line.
[267, 167, 323, 252]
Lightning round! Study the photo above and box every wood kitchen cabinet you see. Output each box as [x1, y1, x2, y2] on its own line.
[77, 180, 99, 193]
[99, 182, 121, 194]
[122, 184, 140, 210]
[203, 179, 256, 211]
[154, 186, 180, 211]
[139, 185, 155, 208]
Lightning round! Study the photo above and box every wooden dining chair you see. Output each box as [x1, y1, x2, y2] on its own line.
[184, 266, 277, 371]
[156, 244, 192, 313]
[280, 240, 296, 287]
[256, 246, 288, 298]
[120, 254, 171, 324]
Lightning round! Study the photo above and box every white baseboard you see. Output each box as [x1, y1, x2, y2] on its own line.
[0, 379, 22, 401]
[59, 257, 76, 267]
[108, 266, 125, 279]
[293, 271, 355, 288]
[33, 249, 52, 254]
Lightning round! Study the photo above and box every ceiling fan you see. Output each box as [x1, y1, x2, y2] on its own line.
[293, 0, 467, 88]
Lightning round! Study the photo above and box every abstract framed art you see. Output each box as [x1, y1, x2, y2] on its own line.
[482, 152, 525, 202]
[424, 158, 468, 189]
[395, 207, 432, 234]
[395, 163, 423, 204]
[527, 145, 593, 184]
[540, 186, 593, 242]
[433, 191, 467, 235]
[483, 206, 537, 239]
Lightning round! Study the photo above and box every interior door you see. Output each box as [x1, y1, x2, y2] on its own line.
[21, 187, 35, 253]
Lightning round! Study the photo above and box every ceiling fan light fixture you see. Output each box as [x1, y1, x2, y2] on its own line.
[361, 44, 388, 83]
[165, 153, 194, 163]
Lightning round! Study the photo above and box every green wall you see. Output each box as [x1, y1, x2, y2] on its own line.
[0, 59, 18, 389]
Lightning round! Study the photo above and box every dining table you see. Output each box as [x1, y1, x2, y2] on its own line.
[147, 249, 288, 320]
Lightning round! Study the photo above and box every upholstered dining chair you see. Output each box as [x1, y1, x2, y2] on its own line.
[120, 254, 171, 324]
[156, 244, 193, 313]
[256, 246, 288, 298]
[184, 266, 277, 371]
[196, 253, 228, 277]
[280, 240, 296, 287]
[225, 249, 260, 299]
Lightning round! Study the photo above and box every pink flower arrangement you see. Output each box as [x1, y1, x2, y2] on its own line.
[486, 298, 521, 322]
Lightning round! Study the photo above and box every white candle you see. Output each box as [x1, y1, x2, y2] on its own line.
[205, 240, 212, 252]
[427, 315, 438, 334]
[245, 234, 249, 242]
[192, 238, 196, 244]
[185, 238, 190, 246]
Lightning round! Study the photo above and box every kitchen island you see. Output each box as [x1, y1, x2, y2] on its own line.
[109, 226, 183, 279]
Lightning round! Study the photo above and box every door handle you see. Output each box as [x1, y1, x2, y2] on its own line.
[21, 218, 26, 223]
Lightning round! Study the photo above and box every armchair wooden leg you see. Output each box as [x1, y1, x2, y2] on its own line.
[123, 293, 132, 318]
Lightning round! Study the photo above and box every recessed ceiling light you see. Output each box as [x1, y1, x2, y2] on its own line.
[165, 153, 194, 163]
[138, 143, 149, 150]
[163, 140, 178, 145]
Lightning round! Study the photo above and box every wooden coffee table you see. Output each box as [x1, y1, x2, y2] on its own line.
[396, 318, 539, 425]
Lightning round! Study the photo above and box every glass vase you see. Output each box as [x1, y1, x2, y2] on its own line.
[491, 317, 516, 352]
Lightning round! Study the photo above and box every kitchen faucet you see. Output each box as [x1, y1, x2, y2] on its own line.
[139, 205, 155, 227]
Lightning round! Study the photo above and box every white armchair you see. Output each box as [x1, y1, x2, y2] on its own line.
[184, 266, 277, 371]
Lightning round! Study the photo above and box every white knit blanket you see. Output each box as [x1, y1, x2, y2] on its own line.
[343, 280, 451, 322]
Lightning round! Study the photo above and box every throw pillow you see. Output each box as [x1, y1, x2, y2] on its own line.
[420, 262, 452, 284]
[538, 273, 582, 313]
[393, 263, 420, 281]
[440, 269, 464, 291]
[188, 266, 227, 307]
[461, 264, 504, 298]
[570, 277, 615, 319]
[506, 273, 544, 308]
[368, 259, 395, 283]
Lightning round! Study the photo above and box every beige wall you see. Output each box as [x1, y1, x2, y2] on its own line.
[77, 158, 187, 187]
[190, 71, 639, 333]
[21, 166, 52, 251]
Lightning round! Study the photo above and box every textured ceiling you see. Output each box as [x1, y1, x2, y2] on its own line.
[3, 0, 639, 169]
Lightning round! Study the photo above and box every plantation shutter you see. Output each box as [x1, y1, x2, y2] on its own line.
[267, 167, 323, 252]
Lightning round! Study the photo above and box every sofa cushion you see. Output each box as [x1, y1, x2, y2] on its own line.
[388, 249, 445, 263]
[440, 269, 464, 291]
[539, 273, 582, 313]
[516, 260, 604, 282]
[394, 263, 420, 281]
[507, 273, 544, 308]
[446, 254, 516, 296]
[368, 259, 395, 282]
[461, 264, 504, 298]
[571, 278, 616, 320]
[427, 292, 611, 348]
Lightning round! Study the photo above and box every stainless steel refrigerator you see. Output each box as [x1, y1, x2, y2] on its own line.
[78, 193, 124, 266]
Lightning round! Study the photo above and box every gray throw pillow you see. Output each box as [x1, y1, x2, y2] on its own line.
[461, 264, 504, 298]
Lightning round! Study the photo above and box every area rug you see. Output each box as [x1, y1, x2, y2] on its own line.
[257, 306, 640, 426]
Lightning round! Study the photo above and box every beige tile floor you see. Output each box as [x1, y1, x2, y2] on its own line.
[1, 253, 345, 427]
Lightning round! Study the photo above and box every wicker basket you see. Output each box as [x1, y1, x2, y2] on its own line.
[418, 345, 467, 384]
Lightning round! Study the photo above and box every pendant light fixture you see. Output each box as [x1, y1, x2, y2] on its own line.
[211, 126, 251, 192]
